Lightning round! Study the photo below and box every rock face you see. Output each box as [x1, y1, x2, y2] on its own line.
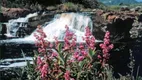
[91, 10, 142, 77]
[92, 10, 140, 41]
[0, 13, 4, 22]
[138, 14, 142, 22]
[1, 7, 31, 22]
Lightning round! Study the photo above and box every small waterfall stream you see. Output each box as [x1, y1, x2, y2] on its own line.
[6, 13, 38, 37]
[28, 13, 93, 42]
[1, 12, 102, 44]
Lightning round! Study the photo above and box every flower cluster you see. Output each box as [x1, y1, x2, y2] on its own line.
[99, 31, 114, 67]
[36, 56, 49, 78]
[31, 25, 113, 80]
[34, 25, 48, 54]
[73, 49, 88, 61]
[34, 25, 58, 79]
[63, 25, 76, 51]
[83, 27, 96, 50]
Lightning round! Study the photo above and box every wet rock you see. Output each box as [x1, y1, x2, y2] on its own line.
[0, 13, 8, 22]
[138, 14, 142, 22]
[28, 12, 56, 27]
[0, 69, 20, 80]
[1, 7, 31, 21]
[0, 13, 4, 22]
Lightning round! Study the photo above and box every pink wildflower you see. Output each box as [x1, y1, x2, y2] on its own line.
[63, 25, 76, 51]
[97, 55, 102, 59]
[37, 56, 42, 65]
[36, 56, 43, 71]
[64, 70, 70, 80]
[83, 27, 96, 50]
[41, 63, 48, 78]
[73, 50, 87, 61]
[49, 51, 58, 59]
[34, 26, 49, 54]
[85, 27, 92, 37]
[99, 31, 114, 67]
[77, 56, 85, 61]
[73, 51, 79, 59]
[81, 50, 88, 56]
[79, 43, 85, 50]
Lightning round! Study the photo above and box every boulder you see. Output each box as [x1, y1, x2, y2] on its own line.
[138, 14, 142, 22]
[1, 7, 31, 21]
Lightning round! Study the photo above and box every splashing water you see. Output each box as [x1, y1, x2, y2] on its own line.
[1, 13, 102, 44]
[6, 13, 38, 37]
[28, 13, 93, 42]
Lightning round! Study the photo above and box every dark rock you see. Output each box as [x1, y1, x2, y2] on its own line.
[0, 13, 4, 22]
[0, 13, 8, 22]
[138, 14, 142, 22]
[107, 17, 134, 41]
[120, 6, 130, 11]
[0, 69, 20, 80]
[1, 7, 31, 21]
[28, 12, 56, 27]
[1, 24, 7, 35]
[69, 0, 99, 8]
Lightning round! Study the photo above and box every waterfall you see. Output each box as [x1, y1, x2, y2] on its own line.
[6, 13, 38, 37]
[28, 13, 93, 42]
[1, 12, 102, 44]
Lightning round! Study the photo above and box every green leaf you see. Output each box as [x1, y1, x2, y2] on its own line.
[79, 60, 86, 69]
[89, 49, 96, 58]
[77, 71, 85, 80]
[64, 52, 70, 67]
[57, 43, 62, 53]
[35, 76, 40, 80]
[57, 44, 65, 65]
[58, 52, 65, 65]
[56, 72, 63, 79]
[33, 50, 39, 57]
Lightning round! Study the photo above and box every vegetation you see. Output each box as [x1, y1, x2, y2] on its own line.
[1, 0, 100, 9]
[16, 25, 141, 80]
[20, 25, 113, 80]
[58, 2, 84, 11]
[107, 5, 121, 11]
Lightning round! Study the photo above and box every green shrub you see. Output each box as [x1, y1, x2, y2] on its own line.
[59, 2, 84, 11]
[107, 5, 121, 11]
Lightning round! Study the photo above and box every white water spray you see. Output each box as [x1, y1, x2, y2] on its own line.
[1, 12, 102, 44]
[28, 13, 93, 42]
[6, 12, 38, 37]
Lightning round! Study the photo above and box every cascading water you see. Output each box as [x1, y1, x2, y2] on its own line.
[28, 13, 93, 42]
[6, 12, 38, 37]
[1, 12, 101, 44]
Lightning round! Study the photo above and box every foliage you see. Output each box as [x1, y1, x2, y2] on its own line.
[23, 25, 114, 80]
[58, 2, 84, 11]
[107, 5, 121, 11]
[1, 0, 100, 9]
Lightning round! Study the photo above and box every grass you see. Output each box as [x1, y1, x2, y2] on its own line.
[59, 2, 84, 11]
